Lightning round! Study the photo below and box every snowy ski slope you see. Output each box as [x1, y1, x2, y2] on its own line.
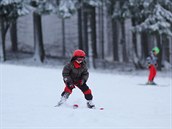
[1, 64, 171, 129]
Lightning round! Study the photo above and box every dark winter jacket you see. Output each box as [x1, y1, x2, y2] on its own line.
[146, 51, 158, 67]
[62, 60, 89, 85]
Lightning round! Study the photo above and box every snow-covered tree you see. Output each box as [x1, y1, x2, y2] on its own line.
[30, 0, 55, 14]
[57, 0, 77, 18]
[83, 0, 102, 6]
[134, 4, 172, 36]
[57, 0, 102, 18]
[29, 0, 55, 63]
[56, 0, 102, 68]
[0, 0, 31, 61]
[130, 0, 172, 69]
[105, 0, 172, 68]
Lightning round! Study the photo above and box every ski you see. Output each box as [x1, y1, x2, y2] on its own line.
[55, 103, 104, 110]
[54, 99, 66, 107]
[138, 83, 169, 87]
[72, 104, 104, 110]
[73, 104, 79, 109]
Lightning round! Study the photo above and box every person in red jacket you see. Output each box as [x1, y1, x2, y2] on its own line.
[146, 47, 160, 85]
[57, 49, 95, 108]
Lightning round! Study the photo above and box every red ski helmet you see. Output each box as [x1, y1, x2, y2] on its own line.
[72, 49, 86, 57]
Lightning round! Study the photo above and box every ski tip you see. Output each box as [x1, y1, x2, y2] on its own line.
[73, 104, 79, 109]
[99, 107, 104, 110]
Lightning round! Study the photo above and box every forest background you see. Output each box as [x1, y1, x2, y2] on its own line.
[0, 0, 172, 71]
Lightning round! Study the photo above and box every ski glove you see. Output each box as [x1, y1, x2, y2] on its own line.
[69, 84, 75, 88]
[64, 77, 72, 85]
[79, 80, 85, 86]
[66, 82, 75, 88]
[64, 77, 75, 88]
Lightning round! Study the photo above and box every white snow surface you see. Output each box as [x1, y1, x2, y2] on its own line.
[1, 64, 172, 129]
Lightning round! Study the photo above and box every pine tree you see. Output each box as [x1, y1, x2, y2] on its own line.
[57, 0, 102, 18]
[134, 4, 172, 36]
[0, 0, 31, 61]
[56, 0, 102, 68]
[105, 0, 171, 68]
[131, 1, 172, 69]
[30, 0, 55, 63]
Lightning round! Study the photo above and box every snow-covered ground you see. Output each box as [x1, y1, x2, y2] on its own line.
[1, 64, 171, 129]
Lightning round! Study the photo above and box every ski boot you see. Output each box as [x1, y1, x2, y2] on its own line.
[56, 92, 70, 107]
[87, 100, 95, 109]
[146, 81, 157, 85]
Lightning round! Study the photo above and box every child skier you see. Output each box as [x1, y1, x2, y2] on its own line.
[57, 49, 95, 108]
[146, 47, 160, 85]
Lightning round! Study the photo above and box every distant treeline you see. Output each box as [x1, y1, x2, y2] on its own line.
[0, 0, 172, 70]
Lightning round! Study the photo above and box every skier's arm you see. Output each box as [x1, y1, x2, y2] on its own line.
[81, 66, 89, 84]
[62, 64, 73, 86]
[146, 56, 151, 66]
